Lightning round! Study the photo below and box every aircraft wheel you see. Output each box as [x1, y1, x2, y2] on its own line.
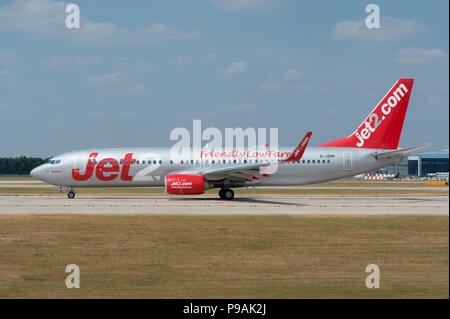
[67, 191, 75, 199]
[223, 188, 234, 200]
[218, 188, 225, 199]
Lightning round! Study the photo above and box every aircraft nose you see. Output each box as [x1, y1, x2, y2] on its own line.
[30, 166, 44, 179]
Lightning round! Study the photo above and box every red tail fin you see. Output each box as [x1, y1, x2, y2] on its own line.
[317, 79, 414, 149]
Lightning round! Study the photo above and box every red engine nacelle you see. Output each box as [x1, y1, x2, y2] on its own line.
[164, 174, 206, 195]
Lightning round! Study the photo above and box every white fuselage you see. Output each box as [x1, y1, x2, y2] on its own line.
[30, 146, 401, 188]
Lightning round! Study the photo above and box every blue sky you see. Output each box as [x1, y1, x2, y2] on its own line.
[0, 0, 448, 157]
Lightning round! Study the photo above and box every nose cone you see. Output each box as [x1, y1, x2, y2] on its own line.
[30, 165, 44, 180]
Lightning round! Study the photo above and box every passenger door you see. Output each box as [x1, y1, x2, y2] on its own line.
[343, 152, 352, 171]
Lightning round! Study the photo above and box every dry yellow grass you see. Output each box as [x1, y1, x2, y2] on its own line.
[0, 215, 447, 298]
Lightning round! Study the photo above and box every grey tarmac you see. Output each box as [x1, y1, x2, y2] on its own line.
[0, 195, 447, 215]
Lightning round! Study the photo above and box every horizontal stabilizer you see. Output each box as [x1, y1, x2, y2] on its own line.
[373, 144, 432, 160]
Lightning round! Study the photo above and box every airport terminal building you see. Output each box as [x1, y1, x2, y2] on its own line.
[376, 149, 449, 179]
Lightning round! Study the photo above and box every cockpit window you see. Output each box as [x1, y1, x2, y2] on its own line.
[47, 159, 61, 165]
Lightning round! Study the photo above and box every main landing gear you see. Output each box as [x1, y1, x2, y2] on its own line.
[219, 188, 234, 200]
[67, 191, 75, 199]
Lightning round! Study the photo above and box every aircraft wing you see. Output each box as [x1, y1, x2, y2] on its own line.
[372, 144, 431, 160]
[175, 132, 312, 182]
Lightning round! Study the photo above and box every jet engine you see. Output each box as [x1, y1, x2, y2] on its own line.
[164, 174, 209, 195]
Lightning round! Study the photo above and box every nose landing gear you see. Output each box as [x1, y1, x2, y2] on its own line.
[219, 188, 234, 200]
[67, 191, 75, 199]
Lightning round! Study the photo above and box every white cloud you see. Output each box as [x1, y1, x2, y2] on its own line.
[0, 48, 17, 65]
[172, 53, 215, 65]
[217, 102, 255, 112]
[292, 84, 328, 93]
[73, 22, 199, 45]
[282, 69, 301, 80]
[333, 17, 427, 42]
[171, 56, 193, 66]
[211, 0, 277, 12]
[217, 61, 248, 78]
[85, 72, 126, 85]
[0, 0, 199, 44]
[0, 0, 65, 32]
[123, 84, 151, 95]
[396, 48, 448, 64]
[44, 56, 102, 67]
[259, 83, 280, 93]
[199, 52, 216, 62]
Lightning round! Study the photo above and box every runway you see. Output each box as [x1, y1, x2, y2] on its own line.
[0, 195, 447, 215]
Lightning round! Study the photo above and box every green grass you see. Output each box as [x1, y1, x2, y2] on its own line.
[0, 175, 35, 181]
[0, 215, 447, 298]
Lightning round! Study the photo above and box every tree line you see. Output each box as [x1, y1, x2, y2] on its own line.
[0, 157, 48, 175]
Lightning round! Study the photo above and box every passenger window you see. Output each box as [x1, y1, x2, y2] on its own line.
[153, 160, 156, 164]
[191, 160, 194, 164]
[159, 160, 162, 164]
[125, 161, 128, 165]
[223, 160, 226, 164]
[212, 160, 215, 164]
[233, 160, 236, 164]
[181, 160, 184, 164]
[327, 159, 330, 163]
[307, 160, 310, 164]
[170, 160, 173, 164]
[244, 160, 247, 164]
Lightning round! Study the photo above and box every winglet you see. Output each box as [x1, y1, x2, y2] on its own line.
[283, 132, 312, 162]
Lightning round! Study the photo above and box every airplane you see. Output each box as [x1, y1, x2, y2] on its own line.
[30, 78, 430, 200]
[353, 172, 400, 180]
